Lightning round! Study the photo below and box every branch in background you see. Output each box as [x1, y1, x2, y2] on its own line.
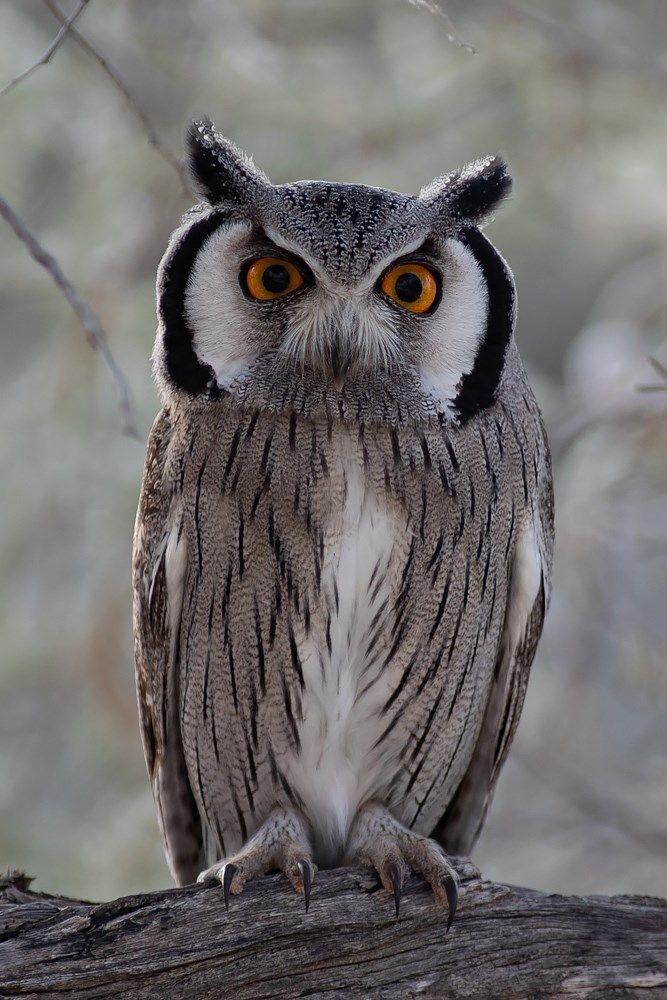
[43, 0, 190, 190]
[405, 0, 476, 53]
[0, 194, 140, 441]
[638, 356, 667, 393]
[0, 0, 91, 98]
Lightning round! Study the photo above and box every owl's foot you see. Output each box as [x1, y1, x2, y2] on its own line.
[344, 802, 458, 927]
[196, 806, 316, 911]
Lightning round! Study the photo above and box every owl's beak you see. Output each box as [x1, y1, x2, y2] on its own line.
[327, 339, 352, 391]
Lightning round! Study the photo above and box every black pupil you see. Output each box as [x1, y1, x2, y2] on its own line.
[394, 271, 423, 303]
[262, 263, 291, 294]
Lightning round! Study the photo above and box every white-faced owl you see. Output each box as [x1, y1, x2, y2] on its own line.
[133, 119, 553, 925]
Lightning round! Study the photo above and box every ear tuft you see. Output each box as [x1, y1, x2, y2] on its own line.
[420, 155, 512, 227]
[186, 117, 270, 205]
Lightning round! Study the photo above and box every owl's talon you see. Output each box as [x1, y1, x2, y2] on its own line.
[222, 862, 238, 910]
[296, 857, 313, 912]
[386, 861, 403, 919]
[442, 874, 458, 931]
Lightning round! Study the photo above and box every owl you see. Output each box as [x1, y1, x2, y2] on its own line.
[133, 118, 553, 926]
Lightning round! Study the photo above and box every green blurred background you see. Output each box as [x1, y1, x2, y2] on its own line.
[1, 0, 665, 901]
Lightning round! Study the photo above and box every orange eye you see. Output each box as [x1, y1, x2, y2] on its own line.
[380, 262, 440, 314]
[242, 256, 305, 301]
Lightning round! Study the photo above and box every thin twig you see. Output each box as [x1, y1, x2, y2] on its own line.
[0, 0, 91, 98]
[42, 0, 189, 190]
[0, 194, 141, 440]
[637, 355, 667, 392]
[405, 0, 476, 54]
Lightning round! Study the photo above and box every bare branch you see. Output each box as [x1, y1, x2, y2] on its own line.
[404, 0, 475, 53]
[0, 194, 141, 441]
[43, 0, 190, 190]
[638, 355, 667, 392]
[0, 0, 91, 98]
[1, 865, 666, 996]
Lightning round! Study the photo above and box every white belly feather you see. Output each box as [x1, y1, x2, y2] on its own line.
[285, 458, 399, 863]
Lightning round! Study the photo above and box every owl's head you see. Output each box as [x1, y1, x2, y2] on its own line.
[154, 118, 515, 422]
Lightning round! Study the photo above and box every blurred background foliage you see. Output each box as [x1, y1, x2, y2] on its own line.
[0, 0, 665, 901]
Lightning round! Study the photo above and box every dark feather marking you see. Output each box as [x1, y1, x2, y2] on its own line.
[325, 614, 332, 656]
[260, 430, 274, 473]
[371, 703, 409, 751]
[237, 510, 245, 578]
[505, 499, 516, 559]
[245, 409, 259, 440]
[428, 532, 444, 571]
[417, 636, 448, 696]
[283, 678, 302, 752]
[228, 639, 238, 712]
[520, 447, 529, 503]
[232, 788, 248, 841]
[383, 620, 408, 670]
[476, 525, 485, 562]
[428, 571, 452, 642]
[211, 709, 219, 762]
[320, 451, 329, 476]
[194, 459, 207, 576]
[224, 427, 241, 480]
[267, 744, 279, 785]
[199, 650, 211, 727]
[368, 556, 383, 594]
[446, 440, 460, 473]
[213, 819, 227, 859]
[469, 479, 476, 521]
[249, 688, 259, 754]
[251, 479, 268, 520]
[381, 649, 418, 714]
[243, 774, 256, 815]
[288, 411, 297, 450]
[455, 507, 466, 545]
[420, 435, 432, 469]
[390, 427, 401, 465]
[494, 418, 504, 458]
[419, 484, 427, 543]
[289, 626, 305, 688]
[439, 463, 450, 493]
[277, 768, 303, 810]
[254, 601, 266, 694]
[481, 546, 492, 598]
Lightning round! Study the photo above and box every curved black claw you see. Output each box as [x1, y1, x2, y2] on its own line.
[222, 862, 238, 911]
[297, 858, 313, 913]
[442, 874, 458, 932]
[387, 862, 403, 919]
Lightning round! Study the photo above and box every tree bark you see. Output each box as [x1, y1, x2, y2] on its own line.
[1, 862, 665, 999]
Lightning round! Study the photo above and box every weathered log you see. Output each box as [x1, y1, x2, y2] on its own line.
[1, 862, 665, 999]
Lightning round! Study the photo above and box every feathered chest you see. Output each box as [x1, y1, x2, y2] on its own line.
[173, 403, 518, 859]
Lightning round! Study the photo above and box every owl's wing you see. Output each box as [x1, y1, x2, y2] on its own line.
[133, 409, 204, 885]
[433, 442, 554, 857]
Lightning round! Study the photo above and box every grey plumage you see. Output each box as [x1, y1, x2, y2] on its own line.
[133, 119, 553, 908]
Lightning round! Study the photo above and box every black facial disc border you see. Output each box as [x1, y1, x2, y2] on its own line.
[453, 226, 515, 421]
[159, 209, 231, 396]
